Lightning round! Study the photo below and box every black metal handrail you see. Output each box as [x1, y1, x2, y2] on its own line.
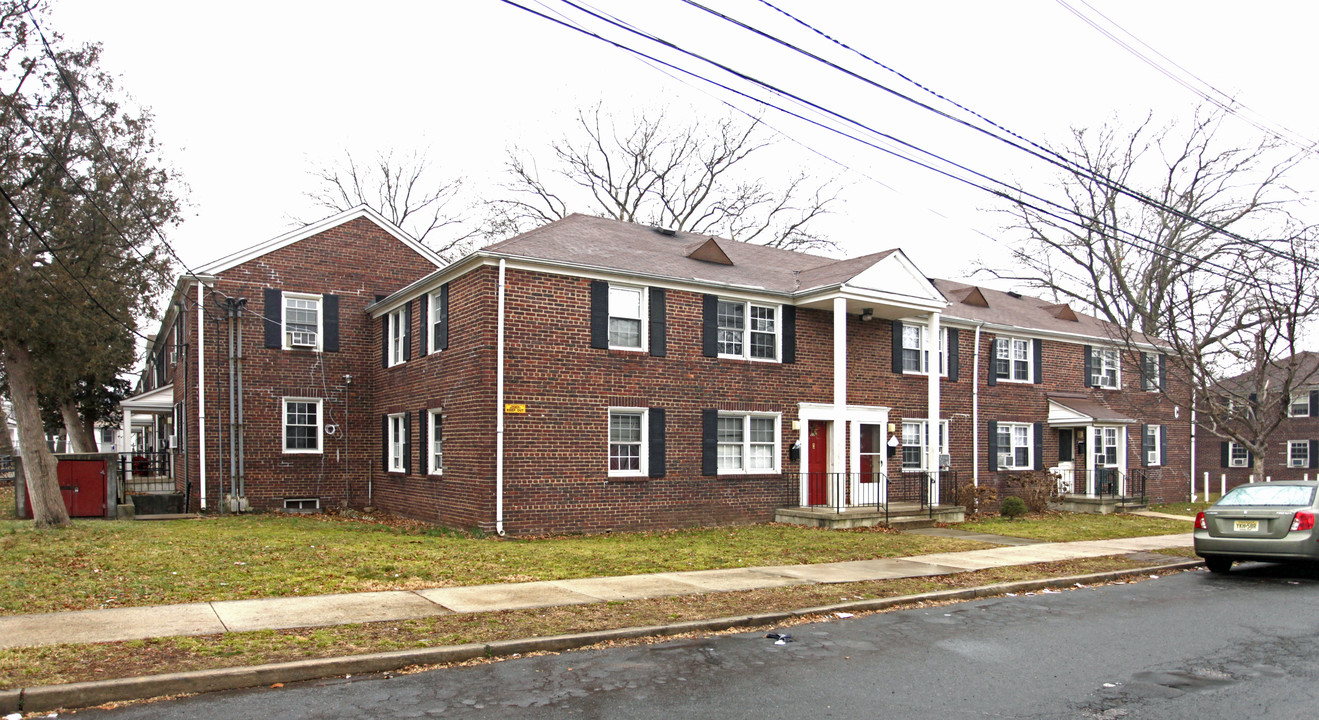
[118, 451, 174, 500]
[803, 470, 961, 521]
[0, 455, 14, 484]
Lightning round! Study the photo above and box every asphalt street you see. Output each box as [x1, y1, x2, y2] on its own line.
[76, 562, 1319, 719]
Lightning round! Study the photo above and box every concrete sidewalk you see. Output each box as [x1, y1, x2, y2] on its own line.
[0, 532, 1193, 650]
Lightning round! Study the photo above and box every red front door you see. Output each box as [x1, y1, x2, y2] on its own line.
[807, 420, 828, 505]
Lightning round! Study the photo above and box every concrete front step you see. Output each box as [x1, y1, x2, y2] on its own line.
[775, 504, 966, 530]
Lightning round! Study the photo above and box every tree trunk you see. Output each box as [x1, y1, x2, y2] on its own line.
[0, 397, 14, 457]
[1, 341, 71, 528]
[59, 398, 96, 453]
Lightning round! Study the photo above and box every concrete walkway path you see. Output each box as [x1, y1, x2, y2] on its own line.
[0, 533, 1193, 650]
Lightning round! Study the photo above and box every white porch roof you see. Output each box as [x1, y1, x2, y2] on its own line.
[120, 384, 174, 414]
[1047, 397, 1136, 428]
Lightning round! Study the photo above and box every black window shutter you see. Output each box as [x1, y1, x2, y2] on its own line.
[590, 280, 609, 349]
[437, 284, 449, 351]
[987, 338, 1000, 386]
[987, 421, 999, 472]
[419, 293, 429, 355]
[322, 294, 339, 352]
[947, 328, 958, 381]
[1032, 339, 1043, 384]
[403, 412, 411, 475]
[1158, 354, 1167, 390]
[649, 408, 666, 478]
[381, 316, 388, 369]
[1083, 345, 1094, 387]
[1220, 441, 1229, 468]
[702, 295, 719, 357]
[1247, 449, 1255, 467]
[891, 320, 904, 374]
[782, 305, 796, 364]
[649, 287, 667, 357]
[1139, 352, 1149, 391]
[1311, 439, 1318, 470]
[264, 288, 282, 348]
[418, 408, 428, 473]
[403, 301, 413, 361]
[1160, 425, 1167, 467]
[1033, 421, 1044, 470]
[381, 415, 389, 473]
[1141, 424, 1151, 467]
[702, 409, 719, 475]
[1310, 390, 1318, 417]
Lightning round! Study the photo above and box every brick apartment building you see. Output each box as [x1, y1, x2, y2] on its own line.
[1193, 352, 1319, 493]
[124, 209, 1191, 533]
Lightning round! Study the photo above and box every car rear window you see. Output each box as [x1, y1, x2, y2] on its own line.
[1217, 484, 1316, 506]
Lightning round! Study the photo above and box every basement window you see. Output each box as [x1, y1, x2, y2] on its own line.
[283, 497, 320, 512]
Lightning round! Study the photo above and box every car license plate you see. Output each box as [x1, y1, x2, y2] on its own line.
[1234, 520, 1259, 532]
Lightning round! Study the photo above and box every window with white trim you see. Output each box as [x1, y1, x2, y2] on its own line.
[1229, 441, 1249, 468]
[717, 300, 778, 361]
[608, 286, 645, 350]
[387, 307, 407, 366]
[1289, 440, 1309, 468]
[1090, 347, 1119, 389]
[283, 293, 322, 350]
[1143, 353, 1163, 390]
[387, 413, 406, 472]
[901, 325, 947, 375]
[430, 292, 445, 352]
[608, 408, 647, 476]
[427, 409, 444, 475]
[901, 419, 949, 471]
[1145, 425, 1162, 466]
[283, 398, 322, 454]
[996, 422, 1033, 470]
[716, 413, 780, 473]
[1290, 393, 1310, 418]
[995, 337, 1031, 382]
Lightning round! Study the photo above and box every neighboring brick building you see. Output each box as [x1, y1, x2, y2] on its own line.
[126, 211, 1191, 532]
[1193, 352, 1319, 494]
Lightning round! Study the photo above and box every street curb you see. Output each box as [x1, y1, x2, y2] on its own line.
[2, 559, 1203, 714]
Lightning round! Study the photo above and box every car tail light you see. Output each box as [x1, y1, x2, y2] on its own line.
[1195, 512, 1208, 530]
[1292, 511, 1315, 532]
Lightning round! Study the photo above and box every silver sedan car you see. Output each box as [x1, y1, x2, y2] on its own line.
[1194, 481, 1319, 573]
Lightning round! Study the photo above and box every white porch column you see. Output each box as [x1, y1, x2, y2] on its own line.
[122, 408, 133, 480]
[832, 297, 848, 508]
[927, 311, 942, 505]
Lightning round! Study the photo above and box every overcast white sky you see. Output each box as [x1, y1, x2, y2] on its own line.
[48, 0, 1319, 296]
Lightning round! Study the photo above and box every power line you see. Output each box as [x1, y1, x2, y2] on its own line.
[507, 0, 1265, 289]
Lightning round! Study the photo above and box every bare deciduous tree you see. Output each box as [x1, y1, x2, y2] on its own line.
[984, 106, 1317, 478]
[302, 148, 479, 261]
[485, 105, 839, 252]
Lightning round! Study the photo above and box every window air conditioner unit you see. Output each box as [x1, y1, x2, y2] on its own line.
[998, 453, 1013, 469]
[939, 454, 951, 470]
[287, 331, 317, 348]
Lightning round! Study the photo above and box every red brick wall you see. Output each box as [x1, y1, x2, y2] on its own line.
[172, 217, 439, 512]
[1195, 418, 1319, 495]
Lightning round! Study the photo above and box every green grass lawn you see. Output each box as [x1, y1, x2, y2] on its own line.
[1150, 497, 1219, 516]
[957, 512, 1191, 542]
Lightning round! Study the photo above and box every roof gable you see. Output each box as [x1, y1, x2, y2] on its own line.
[195, 205, 444, 276]
[840, 250, 946, 305]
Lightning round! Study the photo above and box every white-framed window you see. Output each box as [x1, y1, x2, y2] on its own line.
[1290, 393, 1310, 418]
[1145, 425, 1162, 467]
[1090, 347, 1119, 389]
[716, 413, 780, 473]
[608, 408, 647, 476]
[1143, 353, 1163, 391]
[430, 292, 445, 352]
[283, 398, 322, 454]
[902, 325, 948, 375]
[1229, 442, 1249, 468]
[283, 293, 322, 350]
[717, 300, 779, 361]
[608, 285, 646, 350]
[427, 409, 444, 475]
[1289, 440, 1310, 468]
[387, 307, 407, 366]
[995, 337, 1031, 382]
[901, 419, 949, 471]
[996, 422, 1033, 470]
[387, 413, 406, 473]
[1094, 426, 1120, 467]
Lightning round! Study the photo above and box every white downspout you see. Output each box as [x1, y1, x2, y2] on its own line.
[927, 311, 941, 504]
[1188, 388, 1196, 502]
[495, 259, 507, 536]
[972, 323, 983, 489]
[197, 281, 207, 510]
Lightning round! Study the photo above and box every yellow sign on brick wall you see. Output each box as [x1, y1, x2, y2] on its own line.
[504, 404, 527, 414]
